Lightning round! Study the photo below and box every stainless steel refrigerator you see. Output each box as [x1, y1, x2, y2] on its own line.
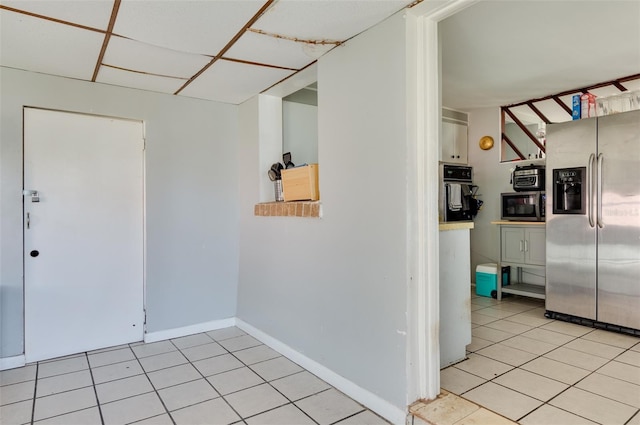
[546, 109, 640, 333]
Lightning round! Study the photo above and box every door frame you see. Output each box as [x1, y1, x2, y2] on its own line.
[405, 0, 480, 403]
[22, 106, 147, 359]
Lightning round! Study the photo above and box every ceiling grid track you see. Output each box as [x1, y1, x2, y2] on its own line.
[92, 0, 121, 82]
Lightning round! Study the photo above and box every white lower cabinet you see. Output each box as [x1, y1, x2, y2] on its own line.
[497, 223, 546, 300]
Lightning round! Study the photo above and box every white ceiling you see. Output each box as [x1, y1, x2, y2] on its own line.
[0, 0, 416, 105]
[2, 1, 638, 111]
[440, 0, 640, 119]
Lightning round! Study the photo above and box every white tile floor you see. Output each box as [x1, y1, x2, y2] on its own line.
[441, 292, 640, 425]
[0, 327, 391, 425]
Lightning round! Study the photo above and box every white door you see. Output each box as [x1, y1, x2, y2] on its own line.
[24, 108, 144, 363]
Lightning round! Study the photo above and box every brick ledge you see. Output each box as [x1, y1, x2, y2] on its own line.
[254, 201, 321, 218]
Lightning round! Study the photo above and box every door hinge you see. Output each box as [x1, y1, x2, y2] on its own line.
[143, 309, 147, 325]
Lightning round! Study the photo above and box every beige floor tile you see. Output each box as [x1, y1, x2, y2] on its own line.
[471, 327, 514, 343]
[34, 406, 101, 425]
[206, 366, 264, 395]
[466, 337, 493, 353]
[544, 347, 609, 371]
[411, 392, 478, 425]
[158, 378, 219, 411]
[521, 328, 575, 346]
[581, 329, 640, 349]
[539, 321, 594, 337]
[616, 349, 640, 367]
[0, 399, 32, 425]
[217, 335, 262, 352]
[170, 333, 214, 350]
[37, 356, 88, 379]
[36, 369, 93, 398]
[0, 380, 35, 406]
[234, 344, 281, 365]
[87, 344, 130, 355]
[336, 410, 390, 425]
[504, 312, 552, 328]
[171, 398, 240, 425]
[475, 343, 537, 367]
[493, 368, 568, 402]
[596, 360, 640, 385]
[452, 408, 517, 425]
[440, 366, 486, 395]
[88, 348, 136, 368]
[470, 297, 499, 307]
[246, 403, 317, 425]
[453, 354, 513, 380]
[131, 413, 174, 425]
[519, 404, 598, 425]
[101, 392, 166, 425]
[564, 338, 626, 360]
[471, 312, 498, 326]
[249, 356, 303, 381]
[500, 335, 556, 356]
[192, 352, 243, 376]
[0, 365, 36, 386]
[179, 342, 226, 362]
[520, 357, 590, 385]
[271, 371, 331, 401]
[146, 364, 201, 390]
[295, 388, 364, 425]
[462, 382, 542, 421]
[576, 372, 640, 408]
[206, 327, 246, 341]
[91, 359, 144, 384]
[549, 387, 637, 424]
[474, 308, 518, 320]
[632, 342, 640, 353]
[33, 387, 96, 421]
[225, 383, 289, 418]
[95, 374, 154, 404]
[484, 319, 533, 335]
[131, 341, 177, 359]
[138, 351, 188, 373]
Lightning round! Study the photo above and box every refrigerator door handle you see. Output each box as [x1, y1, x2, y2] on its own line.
[588, 153, 596, 228]
[597, 153, 604, 228]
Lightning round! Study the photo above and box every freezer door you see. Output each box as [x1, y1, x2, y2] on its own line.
[546, 118, 597, 320]
[597, 110, 640, 330]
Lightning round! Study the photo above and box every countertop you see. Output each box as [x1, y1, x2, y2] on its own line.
[491, 221, 546, 226]
[439, 221, 474, 231]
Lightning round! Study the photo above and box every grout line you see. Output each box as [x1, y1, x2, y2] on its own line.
[85, 353, 105, 425]
[29, 362, 38, 425]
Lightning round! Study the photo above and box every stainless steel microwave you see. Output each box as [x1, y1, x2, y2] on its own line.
[501, 191, 546, 221]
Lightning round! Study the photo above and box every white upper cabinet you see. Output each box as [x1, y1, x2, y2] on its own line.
[441, 108, 468, 164]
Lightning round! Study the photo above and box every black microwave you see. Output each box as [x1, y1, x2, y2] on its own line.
[501, 191, 546, 221]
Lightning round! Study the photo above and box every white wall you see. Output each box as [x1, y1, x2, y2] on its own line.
[237, 12, 409, 412]
[0, 68, 239, 357]
[467, 107, 545, 285]
[283, 101, 318, 165]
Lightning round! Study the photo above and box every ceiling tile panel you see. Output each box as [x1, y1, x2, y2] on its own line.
[96, 65, 185, 95]
[180, 60, 294, 105]
[114, 0, 267, 56]
[104, 36, 212, 79]
[0, 9, 104, 80]
[225, 31, 331, 70]
[1, 0, 113, 29]
[253, 0, 412, 41]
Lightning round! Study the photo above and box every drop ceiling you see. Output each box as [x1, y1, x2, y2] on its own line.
[0, 0, 417, 105]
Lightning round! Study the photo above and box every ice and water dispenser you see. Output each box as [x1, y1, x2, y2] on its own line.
[552, 167, 586, 214]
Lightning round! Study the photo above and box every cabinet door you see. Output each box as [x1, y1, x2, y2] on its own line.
[501, 227, 525, 264]
[525, 228, 546, 266]
[441, 121, 468, 164]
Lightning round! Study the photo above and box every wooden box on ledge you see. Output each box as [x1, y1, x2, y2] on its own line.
[281, 164, 319, 201]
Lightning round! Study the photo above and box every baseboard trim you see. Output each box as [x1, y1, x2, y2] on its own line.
[0, 354, 26, 371]
[144, 317, 236, 343]
[235, 319, 406, 425]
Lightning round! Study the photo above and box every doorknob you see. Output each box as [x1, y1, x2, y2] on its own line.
[23, 189, 39, 202]
[30, 250, 39, 257]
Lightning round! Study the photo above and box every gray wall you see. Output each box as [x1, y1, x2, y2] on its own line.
[237, 12, 409, 409]
[0, 67, 239, 357]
